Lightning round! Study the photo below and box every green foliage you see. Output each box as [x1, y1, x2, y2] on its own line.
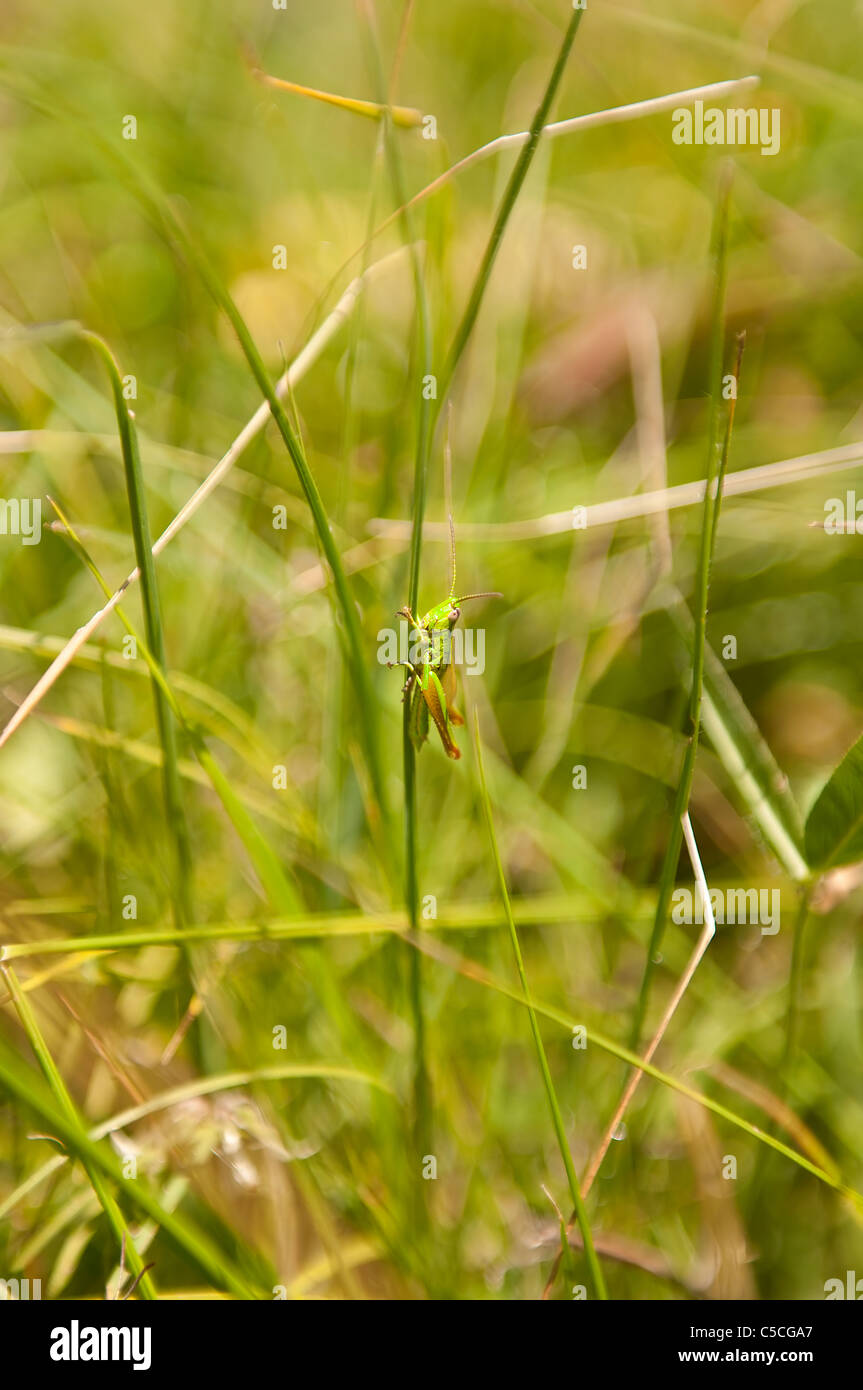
[0, 0, 861, 1302]
[805, 737, 863, 870]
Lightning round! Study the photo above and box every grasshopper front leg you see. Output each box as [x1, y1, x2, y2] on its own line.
[388, 658, 432, 750]
[387, 658, 421, 702]
[396, 605, 421, 631]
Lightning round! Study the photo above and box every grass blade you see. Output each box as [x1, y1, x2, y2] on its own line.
[630, 167, 736, 1048]
[1, 962, 157, 1300]
[0, 1029, 263, 1297]
[440, 4, 586, 398]
[472, 710, 607, 1299]
[2, 323, 197, 1008]
[79, 331, 193, 954]
[405, 930, 863, 1208]
[153, 204, 394, 850]
[358, 0, 435, 1170]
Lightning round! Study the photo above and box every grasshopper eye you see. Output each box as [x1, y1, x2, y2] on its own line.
[451, 606, 461, 622]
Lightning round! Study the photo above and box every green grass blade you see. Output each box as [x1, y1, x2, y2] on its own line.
[0, 1030, 263, 1296]
[440, 5, 586, 398]
[2, 321, 199, 1034]
[43, 514, 379, 1055]
[804, 733, 863, 870]
[358, 0, 434, 1177]
[631, 166, 734, 1047]
[152, 205, 394, 851]
[406, 932, 863, 1209]
[5, 913, 856, 1204]
[48, 499, 306, 915]
[1, 962, 158, 1299]
[0, 72, 394, 855]
[80, 330, 194, 947]
[194, 745, 303, 916]
[472, 710, 608, 1299]
[665, 601, 808, 879]
[0, 1061, 394, 1228]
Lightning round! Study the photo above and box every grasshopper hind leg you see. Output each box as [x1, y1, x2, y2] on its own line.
[441, 662, 464, 727]
[422, 668, 461, 759]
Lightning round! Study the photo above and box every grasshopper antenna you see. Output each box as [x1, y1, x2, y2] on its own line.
[444, 406, 502, 609]
[444, 404, 457, 600]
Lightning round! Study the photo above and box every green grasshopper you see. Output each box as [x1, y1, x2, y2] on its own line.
[392, 515, 501, 760]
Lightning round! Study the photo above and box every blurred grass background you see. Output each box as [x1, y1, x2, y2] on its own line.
[0, 0, 862, 1299]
